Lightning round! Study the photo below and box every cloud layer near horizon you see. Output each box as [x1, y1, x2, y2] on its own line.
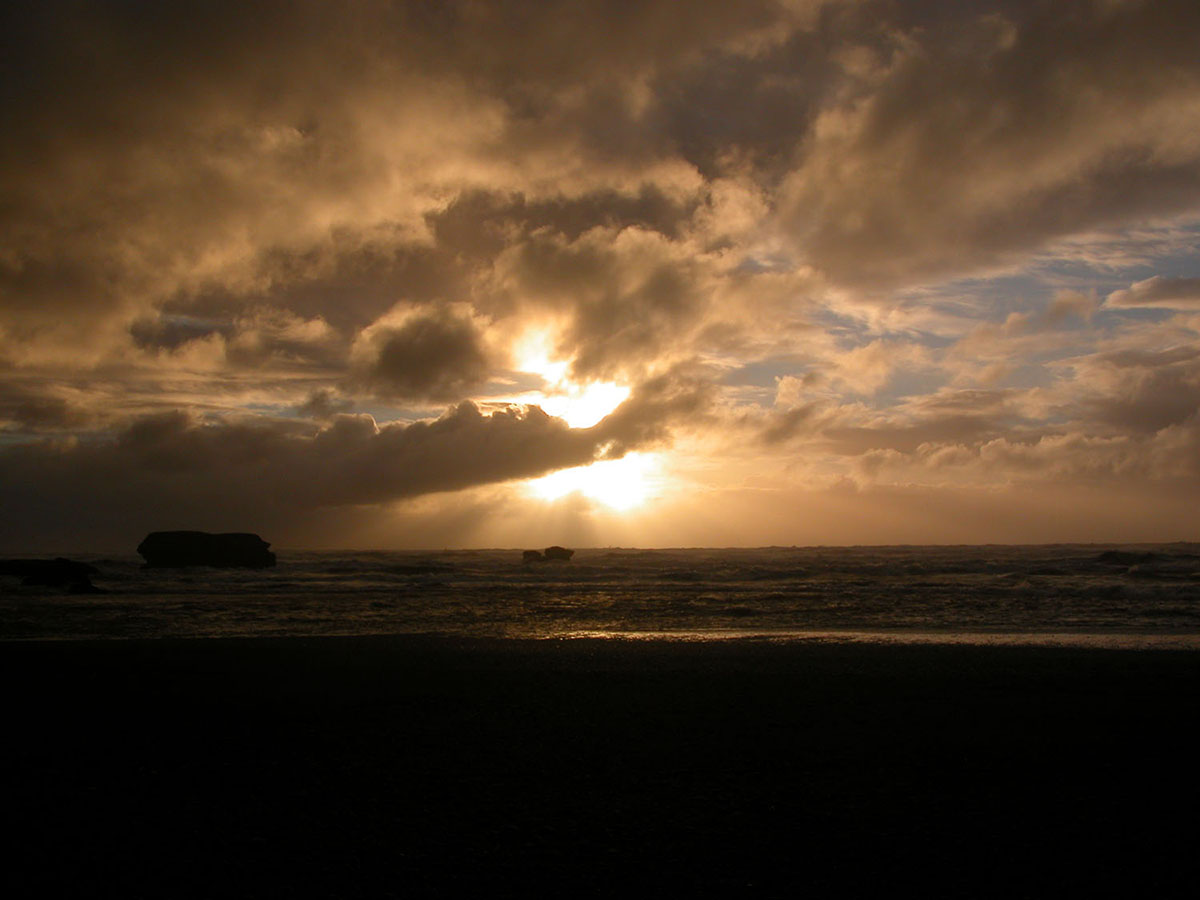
[2, 0, 1199, 549]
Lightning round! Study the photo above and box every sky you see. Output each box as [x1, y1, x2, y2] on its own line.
[2, 0, 1199, 551]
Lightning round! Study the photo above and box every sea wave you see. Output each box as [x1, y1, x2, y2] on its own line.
[2, 544, 1199, 644]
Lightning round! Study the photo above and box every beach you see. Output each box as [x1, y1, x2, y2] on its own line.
[5, 636, 1198, 896]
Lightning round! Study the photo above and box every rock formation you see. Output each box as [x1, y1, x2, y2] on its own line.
[0, 557, 103, 591]
[543, 546, 574, 561]
[137, 531, 276, 568]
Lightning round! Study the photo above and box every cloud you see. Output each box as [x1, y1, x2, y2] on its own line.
[592, 364, 716, 453]
[1106, 276, 1200, 310]
[781, 0, 1200, 289]
[351, 305, 493, 402]
[1075, 346, 1200, 434]
[0, 383, 96, 432]
[8, 1, 1198, 369]
[0, 404, 578, 549]
[294, 389, 354, 422]
[3, 1, 1200, 547]
[826, 339, 931, 395]
[0, 362, 712, 549]
[487, 225, 721, 381]
[0, 0, 807, 360]
[129, 315, 234, 353]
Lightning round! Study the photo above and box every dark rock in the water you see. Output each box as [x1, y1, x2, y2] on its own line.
[1, 558, 103, 593]
[137, 531, 276, 568]
[521, 547, 573, 562]
[1096, 550, 1158, 566]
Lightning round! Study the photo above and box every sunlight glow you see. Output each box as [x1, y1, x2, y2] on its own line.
[538, 381, 631, 429]
[513, 329, 569, 384]
[526, 452, 661, 511]
[512, 327, 630, 428]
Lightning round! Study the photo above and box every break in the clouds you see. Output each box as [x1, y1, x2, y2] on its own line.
[1, 0, 1199, 549]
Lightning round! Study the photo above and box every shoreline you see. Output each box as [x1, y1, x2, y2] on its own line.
[6, 627, 1200, 649]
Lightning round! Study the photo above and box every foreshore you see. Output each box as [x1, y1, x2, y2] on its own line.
[5, 635, 1198, 895]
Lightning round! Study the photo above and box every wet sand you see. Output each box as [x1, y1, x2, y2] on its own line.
[4, 636, 1198, 896]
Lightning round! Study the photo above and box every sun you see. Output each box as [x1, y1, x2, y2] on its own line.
[512, 329, 570, 385]
[512, 328, 663, 511]
[536, 381, 630, 429]
[525, 452, 661, 511]
[511, 327, 630, 428]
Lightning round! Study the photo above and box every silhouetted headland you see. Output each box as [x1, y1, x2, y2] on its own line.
[137, 531, 276, 568]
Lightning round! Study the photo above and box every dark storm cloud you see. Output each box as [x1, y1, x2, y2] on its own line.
[294, 389, 354, 422]
[0, 368, 712, 548]
[784, 0, 1200, 288]
[0, 382, 95, 432]
[430, 188, 696, 254]
[129, 316, 234, 353]
[593, 364, 716, 453]
[0, 405, 581, 548]
[7, 0, 1198, 359]
[351, 307, 493, 402]
[0, 0, 800, 331]
[1077, 346, 1200, 434]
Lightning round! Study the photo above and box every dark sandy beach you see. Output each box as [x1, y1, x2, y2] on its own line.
[4, 636, 1198, 897]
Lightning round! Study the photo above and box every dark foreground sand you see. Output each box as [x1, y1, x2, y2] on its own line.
[4, 636, 1198, 897]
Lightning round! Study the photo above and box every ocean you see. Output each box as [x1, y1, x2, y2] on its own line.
[4, 543, 1200, 646]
